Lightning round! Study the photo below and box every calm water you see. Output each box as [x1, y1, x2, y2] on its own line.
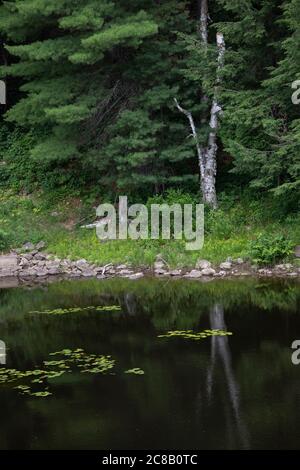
[0, 277, 299, 450]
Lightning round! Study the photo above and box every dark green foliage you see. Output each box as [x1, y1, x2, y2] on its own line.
[0, 0, 299, 203]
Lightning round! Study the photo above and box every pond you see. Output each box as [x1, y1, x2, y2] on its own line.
[0, 277, 299, 450]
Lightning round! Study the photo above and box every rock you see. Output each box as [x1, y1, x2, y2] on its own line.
[48, 268, 61, 276]
[36, 241, 46, 251]
[119, 269, 134, 276]
[36, 270, 49, 277]
[226, 257, 233, 263]
[154, 261, 165, 270]
[201, 268, 216, 276]
[0, 255, 18, 277]
[219, 262, 232, 270]
[23, 253, 33, 261]
[236, 258, 244, 265]
[155, 269, 167, 276]
[195, 259, 211, 270]
[128, 273, 144, 280]
[169, 269, 182, 276]
[106, 268, 116, 274]
[185, 269, 202, 278]
[35, 253, 46, 261]
[82, 271, 95, 278]
[19, 258, 29, 267]
[116, 264, 128, 270]
[76, 259, 88, 267]
[275, 263, 293, 271]
[22, 242, 35, 252]
[288, 272, 298, 277]
[216, 270, 227, 277]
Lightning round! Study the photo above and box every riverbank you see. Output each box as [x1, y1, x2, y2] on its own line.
[0, 191, 299, 277]
[0, 242, 299, 288]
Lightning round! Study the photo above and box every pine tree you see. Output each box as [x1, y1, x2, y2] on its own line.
[0, 0, 158, 184]
[0, 0, 200, 196]
[214, 0, 299, 201]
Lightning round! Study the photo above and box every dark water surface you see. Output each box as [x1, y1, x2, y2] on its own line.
[0, 277, 300, 450]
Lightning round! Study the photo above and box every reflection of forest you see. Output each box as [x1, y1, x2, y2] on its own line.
[0, 278, 300, 449]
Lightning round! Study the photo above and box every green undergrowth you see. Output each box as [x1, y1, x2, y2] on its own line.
[0, 190, 298, 267]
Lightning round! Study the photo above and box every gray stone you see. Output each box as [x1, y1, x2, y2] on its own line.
[23, 253, 33, 261]
[119, 269, 134, 276]
[186, 269, 202, 278]
[201, 268, 216, 276]
[22, 242, 35, 252]
[19, 258, 29, 267]
[169, 269, 182, 276]
[48, 268, 61, 276]
[195, 259, 211, 270]
[154, 261, 165, 270]
[220, 262, 232, 270]
[36, 241, 46, 251]
[236, 258, 244, 265]
[35, 253, 46, 261]
[36, 270, 49, 277]
[82, 271, 95, 277]
[76, 259, 88, 267]
[0, 255, 18, 275]
[128, 273, 144, 280]
[155, 269, 167, 275]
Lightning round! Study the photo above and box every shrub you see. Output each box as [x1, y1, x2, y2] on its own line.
[248, 233, 294, 266]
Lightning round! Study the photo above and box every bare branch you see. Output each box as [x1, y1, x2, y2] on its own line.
[174, 98, 205, 180]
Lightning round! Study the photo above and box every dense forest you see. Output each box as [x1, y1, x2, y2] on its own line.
[0, 0, 299, 267]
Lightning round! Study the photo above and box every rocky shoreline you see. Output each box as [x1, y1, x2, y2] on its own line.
[0, 241, 299, 287]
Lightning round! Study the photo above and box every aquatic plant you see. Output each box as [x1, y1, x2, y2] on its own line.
[124, 368, 145, 375]
[157, 329, 233, 341]
[0, 348, 116, 398]
[30, 305, 121, 315]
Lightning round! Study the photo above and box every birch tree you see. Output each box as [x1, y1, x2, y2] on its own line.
[175, 0, 225, 209]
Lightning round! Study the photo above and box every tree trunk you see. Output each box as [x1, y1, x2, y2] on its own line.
[199, 0, 208, 45]
[175, 2, 225, 209]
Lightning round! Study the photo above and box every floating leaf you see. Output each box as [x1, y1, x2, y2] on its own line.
[158, 329, 233, 341]
[124, 368, 145, 375]
[30, 305, 121, 316]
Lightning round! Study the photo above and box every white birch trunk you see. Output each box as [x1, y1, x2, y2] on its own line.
[199, 0, 208, 45]
[175, 2, 225, 210]
[201, 32, 225, 209]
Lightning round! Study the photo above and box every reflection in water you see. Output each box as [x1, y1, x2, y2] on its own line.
[207, 304, 249, 449]
[0, 277, 299, 450]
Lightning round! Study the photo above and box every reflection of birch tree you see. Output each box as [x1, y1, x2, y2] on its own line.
[207, 303, 250, 449]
